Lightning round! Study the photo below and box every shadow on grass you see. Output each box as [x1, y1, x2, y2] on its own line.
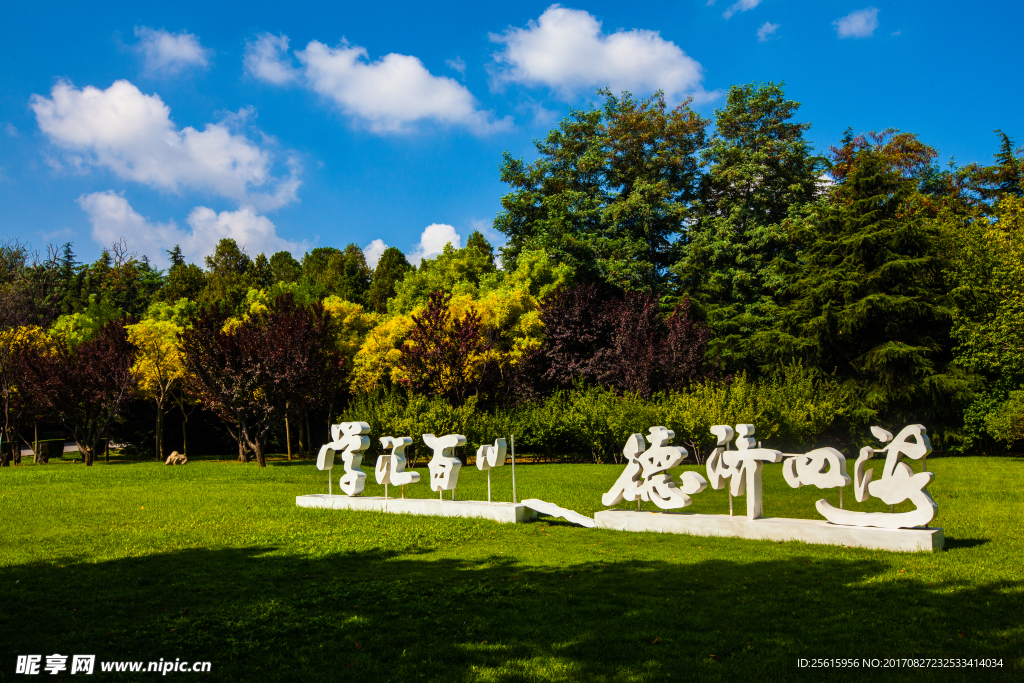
[944, 538, 992, 551]
[1, 547, 1021, 683]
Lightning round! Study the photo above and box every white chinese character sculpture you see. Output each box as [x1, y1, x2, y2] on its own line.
[783, 447, 851, 490]
[316, 422, 370, 496]
[375, 436, 421, 494]
[476, 438, 507, 471]
[705, 424, 783, 519]
[816, 425, 937, 529]
[602, 427, 707, 510]
[423, 433, 465, 493]
[476, 438, 507, 502]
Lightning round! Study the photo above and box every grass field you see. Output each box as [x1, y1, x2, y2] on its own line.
[0, 453, 1022, 682]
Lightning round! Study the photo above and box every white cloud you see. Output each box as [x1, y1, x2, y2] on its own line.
[490, 5, 715, 103]
[245, 34, 509, 133]
[410, 223, 460, 263]
[723, 0, 761, 19]
[185, 205, 303, 261]
[243, 33, 300, 85]
[834, 7, 879, 39]
[3, 123, 16, 136]
[446, 56, 466, 76]
[78, 191, 304, 266]
[134, 27, 211, 75]
[757, 21, 780, 42]
[295, 40, 511, 133]
[362, 239, 388, 268]
[32, 79, 300, 210]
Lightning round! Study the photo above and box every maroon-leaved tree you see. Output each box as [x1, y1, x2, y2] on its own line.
[179, 294, 345, 467]
[398, 290, 490, 404]
[532, 285, 714, 398]
[19, 320, 137, 466]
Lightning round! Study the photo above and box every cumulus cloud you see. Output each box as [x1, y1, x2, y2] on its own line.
[245, 34, 509, 133]
[78, 191, 303, 266]
[834, 7, 879, 39]
[32, 80, 299, 210]
[243, 33, 300, 85]
[362, 238, 387, 268]
[490, 5, 714, 103]
[723, 0, 761, 19]
[297, 40, 510, 133]
[757, 22, 780, 42]
[134, 27, 211, 75]
[409, 223, 460, 263]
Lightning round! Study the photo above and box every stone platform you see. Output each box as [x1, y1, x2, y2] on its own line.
[593, 510, 944, 552]
[296, 494, 536, 523]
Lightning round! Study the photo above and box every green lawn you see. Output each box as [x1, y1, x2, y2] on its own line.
[0, 455, 1021, 682]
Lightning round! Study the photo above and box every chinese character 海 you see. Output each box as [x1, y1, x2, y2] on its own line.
[816, 424, 937, 529]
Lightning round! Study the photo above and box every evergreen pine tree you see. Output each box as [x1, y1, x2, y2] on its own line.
[765, 149, 971, 426]
[675, 82, 824, 371]
[366, 247, 411, 313]
[269, 251, 302, 283]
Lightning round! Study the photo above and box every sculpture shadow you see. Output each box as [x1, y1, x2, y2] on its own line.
[943, 537, 992, 551]
[1, 545, 1021, 683]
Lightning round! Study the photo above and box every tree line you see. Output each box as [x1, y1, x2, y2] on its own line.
[1, 81, 1022, 467]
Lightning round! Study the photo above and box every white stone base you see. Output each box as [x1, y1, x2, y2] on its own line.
[296, 494, 536, 523]
[593, 510, 944, 552]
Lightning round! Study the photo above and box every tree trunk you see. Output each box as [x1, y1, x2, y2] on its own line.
[285, 410, 292, 461]
[238, 438, 246, 462]
[155, 403, 161, 461]
[182, 415, 188, 459]
[305, 412, 312, 457]
[155, 407, 164, 462]
[298, 417, 306, 458]
[253, 438, 266, 468]
[33, 423, 38, 465]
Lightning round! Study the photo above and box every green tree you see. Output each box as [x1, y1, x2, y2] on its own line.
[334, 244, 372, 304]
[674, 82, 825, 370]
[269, 251, 302, 283]
[201, 238, 252, 312]
[945, 194, 1024, 449]
[495, 90, 707, 292]
[366, 246, 412, 313]
[161, 263, 206, 302]
[251, 253, 272, 289]
[389, 238, 497, 314]
[764, 148, 971, 428]
[970, 130, 1023, 205]
[167, 245, 185, 269]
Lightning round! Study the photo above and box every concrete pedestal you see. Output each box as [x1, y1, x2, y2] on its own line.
[296, 494, 536, 523]
[593, 510, 944, 552]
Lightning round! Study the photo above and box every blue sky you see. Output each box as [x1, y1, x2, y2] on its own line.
[1, 1, 1020, 268]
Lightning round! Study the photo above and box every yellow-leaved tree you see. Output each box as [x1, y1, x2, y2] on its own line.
[127, 300, 194, 460]
[348, 248, 571, 397]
